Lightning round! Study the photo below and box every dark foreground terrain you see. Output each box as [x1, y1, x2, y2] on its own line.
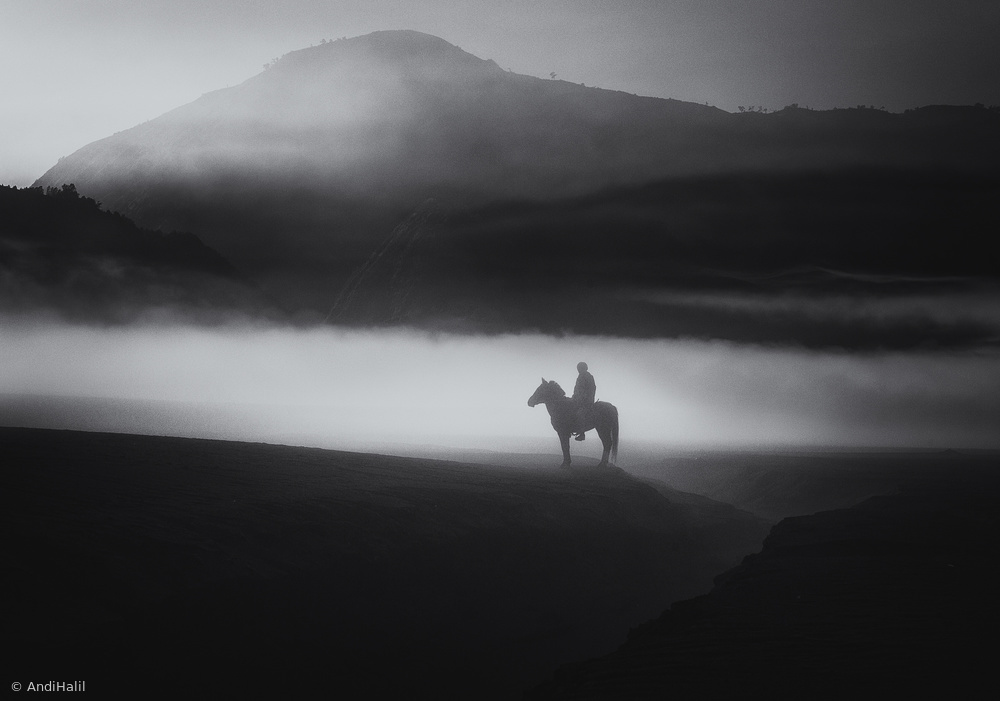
[8, 427, 996, 697]
[4, 427, 766, 697]
[531, 454, 1000, 698]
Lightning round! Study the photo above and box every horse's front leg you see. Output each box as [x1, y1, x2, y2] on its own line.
[558, 432, 571, 468]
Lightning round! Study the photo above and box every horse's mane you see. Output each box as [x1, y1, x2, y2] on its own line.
[548, 381, 567, 397]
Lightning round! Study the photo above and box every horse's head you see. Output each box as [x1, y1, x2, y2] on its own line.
[527, 378, 566, 407]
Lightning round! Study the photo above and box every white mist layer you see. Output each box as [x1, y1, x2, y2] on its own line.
[1, 322, 998, 454]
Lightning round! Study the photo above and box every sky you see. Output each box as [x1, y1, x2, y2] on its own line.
[3, 0, 999, 186]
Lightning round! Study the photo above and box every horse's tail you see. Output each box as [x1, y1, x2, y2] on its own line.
[611, 406, 620, 466]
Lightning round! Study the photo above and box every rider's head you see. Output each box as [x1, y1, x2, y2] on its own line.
[577, 362, 588, 373]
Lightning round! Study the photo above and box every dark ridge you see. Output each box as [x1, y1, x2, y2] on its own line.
[529, 458, 1000, 698]
[0, 184, 278, 322]
[0, 184, 238, 276]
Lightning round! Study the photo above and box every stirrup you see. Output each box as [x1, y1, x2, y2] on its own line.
[575, 433, 586, 441]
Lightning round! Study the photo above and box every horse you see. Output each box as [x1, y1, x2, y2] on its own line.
[527, 378, 619, 468]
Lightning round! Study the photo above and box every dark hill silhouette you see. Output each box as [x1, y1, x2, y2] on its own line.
[529, 458, 1000, 698]
[0, 184, 275, 322]
[33, 31, 1000, 318]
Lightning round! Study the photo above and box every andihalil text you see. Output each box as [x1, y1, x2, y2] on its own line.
[26, 681, 85, 691]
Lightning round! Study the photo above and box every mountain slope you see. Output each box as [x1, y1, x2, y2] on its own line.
[34, 31, 732, 304]
[35, 31, 1000, 318]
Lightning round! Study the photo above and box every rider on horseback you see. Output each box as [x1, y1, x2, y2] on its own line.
[572, 362, 596, 441]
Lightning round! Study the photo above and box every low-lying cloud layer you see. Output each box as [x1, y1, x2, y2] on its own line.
[2, 321, 997, 453]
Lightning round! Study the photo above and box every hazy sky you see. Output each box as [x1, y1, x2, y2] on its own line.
[2, 0, 998, 185]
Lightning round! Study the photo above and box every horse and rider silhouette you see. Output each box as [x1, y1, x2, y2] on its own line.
[527, 362, 619, 468]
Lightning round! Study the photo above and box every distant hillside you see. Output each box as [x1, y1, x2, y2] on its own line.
[33, 31, 1000, 317]
[0, 184, 275, 322]
[330, 168, 1000, 349]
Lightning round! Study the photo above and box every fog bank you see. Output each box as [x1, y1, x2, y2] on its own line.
[2, 321, 997, 454]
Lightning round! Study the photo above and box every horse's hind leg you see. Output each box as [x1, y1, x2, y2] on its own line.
[597, 426, 612, 467]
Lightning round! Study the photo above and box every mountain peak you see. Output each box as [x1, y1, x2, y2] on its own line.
[268, 29, 501, 82]
[341, 29, 469, 54]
